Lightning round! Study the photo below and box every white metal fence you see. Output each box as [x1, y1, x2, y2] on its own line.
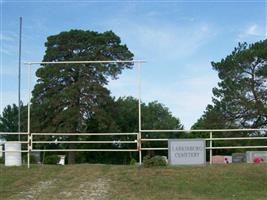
[1, 128, 267, 168]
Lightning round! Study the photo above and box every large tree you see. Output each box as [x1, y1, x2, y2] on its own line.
[193, 40, 267, 130]
[31, 30, 134, 164]
[191, 40, 267, 155]
[211, 40, 267, 128]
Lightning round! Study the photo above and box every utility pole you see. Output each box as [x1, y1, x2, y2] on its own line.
[18, 17, 22, 140]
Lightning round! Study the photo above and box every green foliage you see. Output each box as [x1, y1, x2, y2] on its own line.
[129, 158, 137, 165]
[81, 97, 183, 163]
[192, 105, 231, 130]
[44, 155, 60, 165]
[31, 29, 134, 133]
[0, 96, 183, 165]
[22, 154, 38, 164]
[0, 157, 4, 164]
[31, 29, 134, 164]
[211, 40, 267, 128]
[0, 104, 27, 141]
[143, 155, 167, 167]
[194, 40, 267, 130]
[192, 40, 267, 156]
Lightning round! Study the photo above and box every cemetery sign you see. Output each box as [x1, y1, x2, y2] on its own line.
[168, 139, 206, 165]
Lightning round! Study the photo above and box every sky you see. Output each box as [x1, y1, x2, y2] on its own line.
[0, 0, 266, 129]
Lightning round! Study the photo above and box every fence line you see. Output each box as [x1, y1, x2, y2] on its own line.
[0, 129, 267, 167]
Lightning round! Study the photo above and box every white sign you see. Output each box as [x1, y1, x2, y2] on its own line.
[168, 139, 206, 165]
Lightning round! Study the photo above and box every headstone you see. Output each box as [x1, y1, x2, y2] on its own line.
[212, 155, 232, 164]
[212, 156, 224, 164]
[246, 151, 267, 163]
[232, 153, 246, 163]
[58, 155, 65, 165]
[168, 139, 206, 165]
[224, 156, 232, 164]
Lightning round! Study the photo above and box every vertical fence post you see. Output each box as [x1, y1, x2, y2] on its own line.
[27, 64, 31, 168]
[138, 62, 142, 165]
[138, 132, 141, 165]
[209, 131, 213, 165]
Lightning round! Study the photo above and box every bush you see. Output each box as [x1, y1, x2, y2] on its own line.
[22, 154, 38, 164]
[44, 155, 60, 164]
[143, 155, 167, 167]
[129, 158, 137, 165]
[0, 157, 4, 164]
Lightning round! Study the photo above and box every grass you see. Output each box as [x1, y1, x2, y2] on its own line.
[0, 163, 267, 200]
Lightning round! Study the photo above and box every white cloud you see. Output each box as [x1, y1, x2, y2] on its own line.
[238, 24, 265, 39]
[245, 24, 263, 36]
[0, 31, 19, 55]
[105, 18, 217, 61]
[0, 48, 12, 55]
[0, 33, 16, 42]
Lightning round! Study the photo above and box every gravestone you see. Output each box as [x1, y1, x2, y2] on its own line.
[168, 139, 206, 165]
[246, 151, 267, 163]
[232, 153, 246, 163]
[212, 155, 232, 164]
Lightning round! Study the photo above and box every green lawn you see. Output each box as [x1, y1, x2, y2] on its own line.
[0, 164, 267, 200]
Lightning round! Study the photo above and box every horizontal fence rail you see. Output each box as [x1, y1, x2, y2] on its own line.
[0, 132, 28, 153]
[31, 133, 138, 153]
[32, 141, 137, 144]
[32, 132, 138, 136]
[31, 149, 138, 152]
[0, 129, 267, 167]
[141, 129, 267, 132]
[0, 132, 28, 135]
[141, 137, 267, 142]
[24, 60, 146, 65]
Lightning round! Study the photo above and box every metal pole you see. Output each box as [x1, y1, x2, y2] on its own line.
[209, 132, 213, 165]
[18, 17, 22, 141]
[27, 64, 31, 168]
[138, 62, 142, 165]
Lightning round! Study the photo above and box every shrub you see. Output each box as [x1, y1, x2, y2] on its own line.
[143, 155, 167, 167]
[0, 157, 4, 164]
[129, 158, 137, 165]
[22, 154, 38, 164]
[44, 155, 60, 164]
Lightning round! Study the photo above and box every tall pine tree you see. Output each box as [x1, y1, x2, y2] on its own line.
[31, 30, 134, 163]
[211, 40, 267, 128]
